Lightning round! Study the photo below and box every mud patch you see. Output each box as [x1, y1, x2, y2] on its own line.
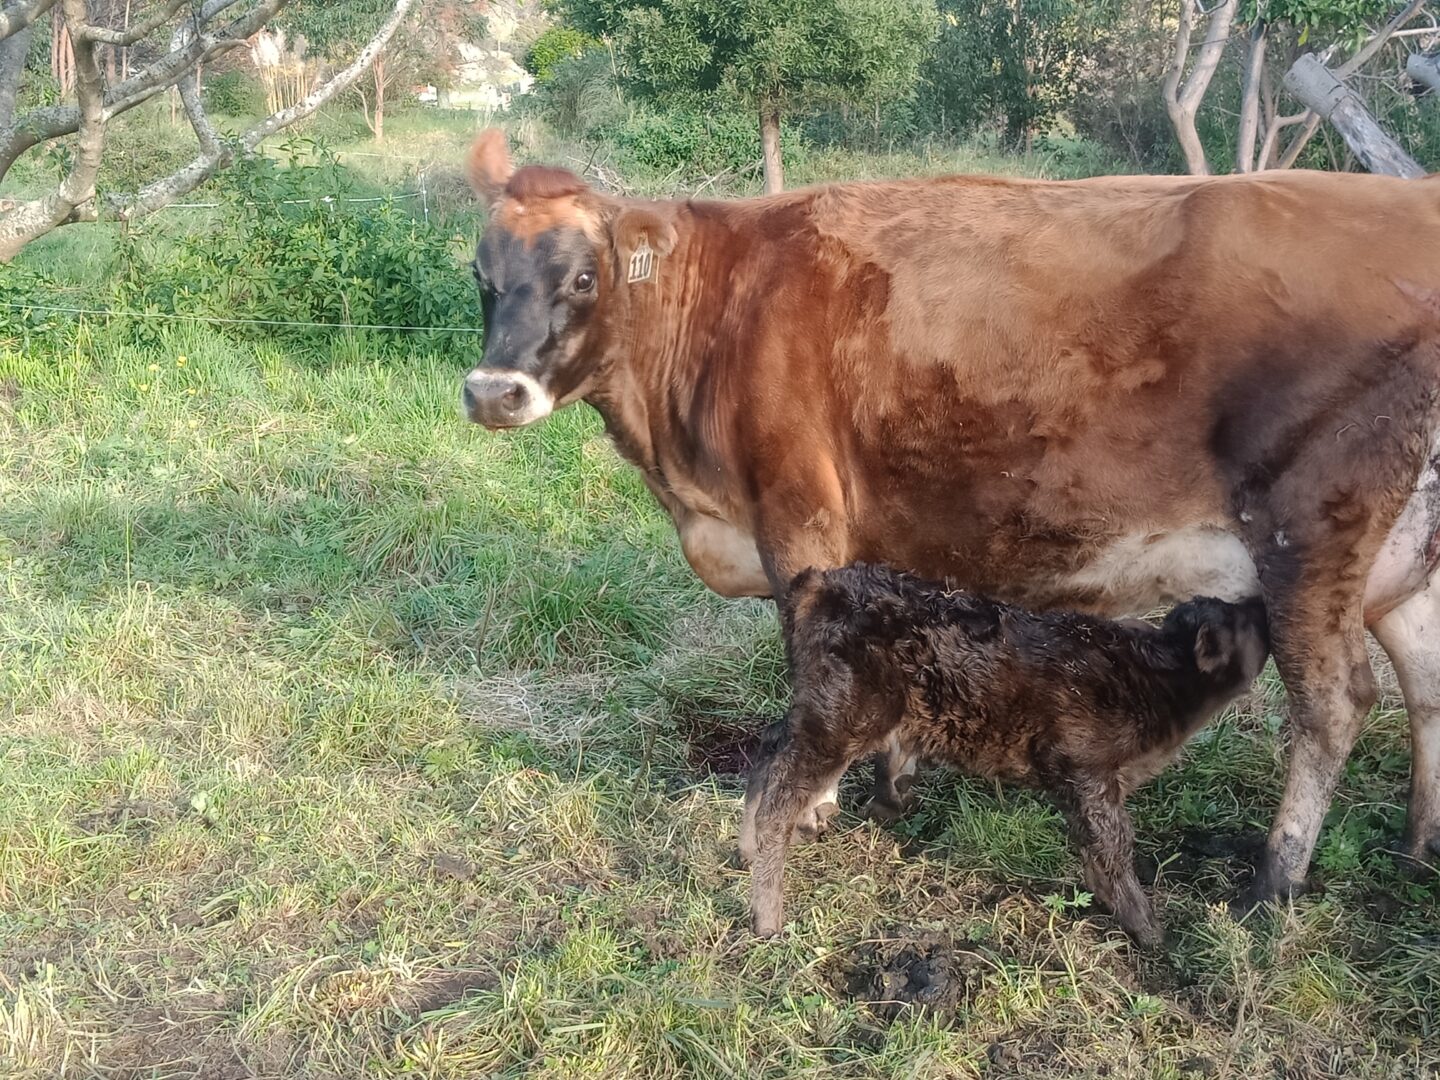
[74, 798, 179, 838]
[682, 714, 776, 780]
[406, 969, 498, 1013]
[1137, 828, 1263, 888]
[825, 929, 990, 1022]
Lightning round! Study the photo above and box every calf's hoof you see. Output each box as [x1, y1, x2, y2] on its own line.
[866, 795, 907, 825]
[1395, 830, 1440, 878]
[792, 800, 840, 844]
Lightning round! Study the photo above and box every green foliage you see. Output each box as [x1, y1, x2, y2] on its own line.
[561, 0, 938, 114]
[203, 69, 266, 116]
[603, 107, 799, 177]
[112, 143, 481, 351]
[919, 0, 1106, 145]
[525, 25, 599, 83]
[527, 46, 626, 135]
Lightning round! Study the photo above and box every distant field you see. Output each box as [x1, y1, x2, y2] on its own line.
[1, 109, 1438, 1079]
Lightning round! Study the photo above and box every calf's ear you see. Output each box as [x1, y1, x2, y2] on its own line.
[611, 205, 678, 267]
[1193, 622, 1229, 674]
[466, 128, 514, 206]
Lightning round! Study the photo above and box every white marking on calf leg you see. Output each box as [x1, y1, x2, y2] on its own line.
[1371, 576, 1440, 866]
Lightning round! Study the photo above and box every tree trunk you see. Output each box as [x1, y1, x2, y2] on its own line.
[1161, 0, 1239, 175]
[759, 102, 782, 194]
[1407, 51, 1440, 95]
[1236, 20, 1267, 172]
[373, 51, 384, 142]
[0, 25, 32, 131]
[1283, 52, 1424, 178]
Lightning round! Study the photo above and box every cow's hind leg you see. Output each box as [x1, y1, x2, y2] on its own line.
[1247, 613, 1377, 908]
[1371, 576, 1440, 869]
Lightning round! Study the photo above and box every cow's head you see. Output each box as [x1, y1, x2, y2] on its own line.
[461, 129, 677, 430]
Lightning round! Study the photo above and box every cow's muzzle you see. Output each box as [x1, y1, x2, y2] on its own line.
[462, 369, 554, 430]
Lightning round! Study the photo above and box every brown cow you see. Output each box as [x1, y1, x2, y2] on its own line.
[459, 127, 1440, 907]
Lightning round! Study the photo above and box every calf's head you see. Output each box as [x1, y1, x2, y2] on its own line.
[1163, 595, 1270, 696]
[461, 129, 676, 430]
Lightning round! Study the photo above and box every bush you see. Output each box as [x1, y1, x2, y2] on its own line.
[203, 70, 266, 116]
[602, 107, 805, 180]
[524, 26, 598, 83]
[528, 47, 625, 136]
[113, 142, 482, 352]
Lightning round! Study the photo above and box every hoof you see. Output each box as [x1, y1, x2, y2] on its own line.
[866, 795, 907, 824]
[792, 800, 840, 844]
[1394, 832, 1440, 878]
[751, 915, 780, 938]
[1233, 872, 1309, 918]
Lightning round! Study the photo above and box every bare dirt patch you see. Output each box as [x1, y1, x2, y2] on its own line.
[825, 928, 991, 1022]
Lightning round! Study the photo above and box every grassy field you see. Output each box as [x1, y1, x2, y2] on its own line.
[2, 112, 1440, 1079]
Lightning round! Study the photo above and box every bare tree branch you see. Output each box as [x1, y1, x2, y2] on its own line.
[0, 0, 53, 41]
[1237, 19, 1268, 172]
[0, 0, 105, 258]
[77, 0, 184, 46]
[1337, 0, 1427, 77]
[0, 0, 286, 180]
[112, 0, 416, 221]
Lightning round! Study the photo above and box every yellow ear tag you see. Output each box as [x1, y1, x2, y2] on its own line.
[627, 234, 656, 284]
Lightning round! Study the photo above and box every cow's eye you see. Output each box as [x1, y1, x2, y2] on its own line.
[575, 271, 596, 292]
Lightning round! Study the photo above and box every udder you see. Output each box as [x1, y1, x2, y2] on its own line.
[677, 513, 770, 598]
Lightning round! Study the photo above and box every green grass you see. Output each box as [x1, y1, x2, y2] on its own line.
[2, 115, 1439, 1079]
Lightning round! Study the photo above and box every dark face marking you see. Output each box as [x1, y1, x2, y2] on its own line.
[472, 224, 603, 395]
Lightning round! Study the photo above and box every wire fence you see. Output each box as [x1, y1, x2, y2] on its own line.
[0, 300, 485, 335]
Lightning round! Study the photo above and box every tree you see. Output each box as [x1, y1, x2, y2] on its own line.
[0, 0, 415, 260]
[1161, 0, 1428, 175]
[559, 0, 938, 193]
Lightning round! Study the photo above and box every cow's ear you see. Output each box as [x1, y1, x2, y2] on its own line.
[466, 128, 514, 205]
[612, 205, 678, 261]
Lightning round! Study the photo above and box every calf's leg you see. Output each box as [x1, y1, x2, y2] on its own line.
[747, 715, 853, 936]
[1371, 576, 1440, 868]
[1059, 780, 1161, 947]
[869, 733, 921, 823]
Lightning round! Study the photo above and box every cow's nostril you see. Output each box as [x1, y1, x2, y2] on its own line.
[502, 384, 526, 409]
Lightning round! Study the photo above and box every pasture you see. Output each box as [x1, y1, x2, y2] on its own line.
[1, 115, 1439, 1079]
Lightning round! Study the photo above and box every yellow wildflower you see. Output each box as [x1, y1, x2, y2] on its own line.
[147, 363, 159, 373]
[177, 356, 187, 367]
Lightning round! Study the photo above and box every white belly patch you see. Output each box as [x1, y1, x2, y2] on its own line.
[1061, 525, 1262, 615]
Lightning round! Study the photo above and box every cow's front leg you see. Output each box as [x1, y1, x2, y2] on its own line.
[756, 468, 854, 844]
[1245, 607, 1377, 908]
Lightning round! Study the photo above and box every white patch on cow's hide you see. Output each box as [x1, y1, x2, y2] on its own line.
[1061, 525, 1261, 615]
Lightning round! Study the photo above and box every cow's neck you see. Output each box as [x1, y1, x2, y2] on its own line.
[588, 202, 751, 527]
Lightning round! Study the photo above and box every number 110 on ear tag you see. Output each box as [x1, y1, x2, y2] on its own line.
[628, 235, 656, 284]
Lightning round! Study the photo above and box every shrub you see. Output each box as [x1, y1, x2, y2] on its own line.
[113, 142, 482, 352]
[528, 47, 625, 136]
[524, 26, 598, 84]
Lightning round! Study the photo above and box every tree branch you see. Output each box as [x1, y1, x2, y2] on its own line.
[112, 0, 415, 221]
[76, 0, 184, 45]
[0, 0, 105, 258]
[0, 0, 287, 181]
[1337, 0, 1427, 77]
[0, 0, 53, 41]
